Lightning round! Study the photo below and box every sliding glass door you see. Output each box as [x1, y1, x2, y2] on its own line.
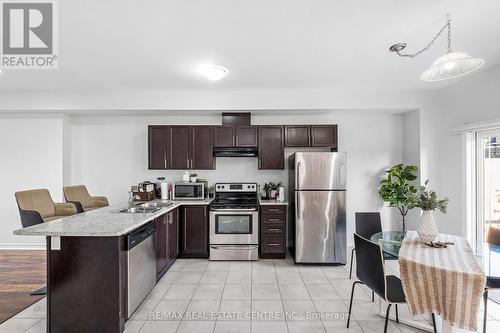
[476, 129, 500, 248]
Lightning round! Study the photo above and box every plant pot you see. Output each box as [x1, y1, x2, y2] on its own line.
[190, 177, 197, 183]
[270, 190, 277, 199]
[418, 210, 438, 242]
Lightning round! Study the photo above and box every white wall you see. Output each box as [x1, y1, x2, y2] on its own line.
[430, 64, 500, 237]
[402, 110, 421, 230]
[0, 117, 65, 248]
[70, 112, 403, 247]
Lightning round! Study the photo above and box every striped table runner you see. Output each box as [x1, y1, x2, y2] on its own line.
[399, 231, 486, 331]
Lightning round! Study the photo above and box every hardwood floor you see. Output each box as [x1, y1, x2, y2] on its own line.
[0, 250, 45, 323]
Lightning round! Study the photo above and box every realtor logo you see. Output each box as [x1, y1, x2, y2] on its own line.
[1, 0, 57, 69]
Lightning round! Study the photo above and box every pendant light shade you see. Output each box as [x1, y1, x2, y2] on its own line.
[390, 15, 485, 82]
[420, 51, 484, 81]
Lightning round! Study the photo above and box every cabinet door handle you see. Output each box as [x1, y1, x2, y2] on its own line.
[267, 243, 279, 246]
[267, 228, 280, 231]
[268, 208, 280, 212]
[164, 157, 167, 169]
[267, 218, 280, 222]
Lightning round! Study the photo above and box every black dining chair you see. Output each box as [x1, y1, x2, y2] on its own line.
[349, 213, 398, 282]
[483, 226, 500, 333]
[347, 234, 437, 333]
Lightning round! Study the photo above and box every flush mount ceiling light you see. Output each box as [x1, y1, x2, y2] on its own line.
[389, 14, 484, 82]
[199, 65, 229, 81]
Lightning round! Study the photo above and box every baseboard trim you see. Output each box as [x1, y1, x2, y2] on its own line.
[0, 243, 45, 250]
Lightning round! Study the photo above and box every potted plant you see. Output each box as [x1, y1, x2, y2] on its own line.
[190, 173, 198, 182]
[379, 164, 418, 233]
[414, 180, 449, 242]
[262, 182, 282, 199]
[269, 182, 282, 199]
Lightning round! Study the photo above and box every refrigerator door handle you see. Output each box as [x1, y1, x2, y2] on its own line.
[296, 192, 301, 218]
[296, 161, 301, 190]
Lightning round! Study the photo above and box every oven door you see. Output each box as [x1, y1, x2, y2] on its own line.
[209, 209, 259, 245]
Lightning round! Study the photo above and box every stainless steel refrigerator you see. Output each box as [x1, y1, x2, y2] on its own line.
[288, 152, 347, 264]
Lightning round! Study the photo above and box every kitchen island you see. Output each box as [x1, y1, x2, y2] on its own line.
[14, 199, 212, 333]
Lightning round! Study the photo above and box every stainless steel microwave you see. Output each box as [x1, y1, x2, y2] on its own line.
[173, 182, 205, 200]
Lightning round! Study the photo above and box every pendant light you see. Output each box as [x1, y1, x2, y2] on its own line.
[389, 15, 484, 82]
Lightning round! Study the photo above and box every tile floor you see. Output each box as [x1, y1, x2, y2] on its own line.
[1, 253, 500, 333]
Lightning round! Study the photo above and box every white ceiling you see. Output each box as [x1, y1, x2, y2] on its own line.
[1, 0, 499, 93]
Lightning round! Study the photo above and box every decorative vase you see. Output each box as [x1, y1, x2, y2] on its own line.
[418, 210, 438, 242]
[190, 176, 197, 182]
[270, 190, 277, 199]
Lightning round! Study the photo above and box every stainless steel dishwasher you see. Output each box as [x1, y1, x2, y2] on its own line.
[126, 221, 156, 318]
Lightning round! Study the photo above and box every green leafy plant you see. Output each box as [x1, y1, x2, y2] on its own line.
[379, 164, 419, 232]
[263, 182, 282, 198]
[190, 173, 198, 178]
[269, 182, 282, 191]
[415, 180, 449, 213]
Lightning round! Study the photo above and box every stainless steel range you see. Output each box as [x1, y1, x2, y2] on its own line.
[209, 183, 259, 260]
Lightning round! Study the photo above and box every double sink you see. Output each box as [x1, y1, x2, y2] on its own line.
[117, 201, 173, 214]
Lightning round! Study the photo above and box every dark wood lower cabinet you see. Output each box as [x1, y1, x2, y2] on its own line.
[260, 205, 287, 259]
[154, 214, 168, 280]
[155, 209, 179, 281]
[180, 205, 209, 258]
[47, 236, 126, 333]
[167, 208, 179, 265]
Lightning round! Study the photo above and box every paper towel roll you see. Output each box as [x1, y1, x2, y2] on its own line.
[160, 182, 168, 200]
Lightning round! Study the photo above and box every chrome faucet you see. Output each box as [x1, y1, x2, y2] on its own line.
[128, 191, 135, 208]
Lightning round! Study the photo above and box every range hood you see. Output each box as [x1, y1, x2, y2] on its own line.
[213, 147, 258, 157]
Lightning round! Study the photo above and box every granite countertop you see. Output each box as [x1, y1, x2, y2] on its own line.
[14, 198, 213, 237]
[259, 199, 288, 205]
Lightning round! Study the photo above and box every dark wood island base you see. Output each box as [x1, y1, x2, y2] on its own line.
[46, 236, 127, 333]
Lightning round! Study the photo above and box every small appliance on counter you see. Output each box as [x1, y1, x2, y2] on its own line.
[173, 181, 205, 200]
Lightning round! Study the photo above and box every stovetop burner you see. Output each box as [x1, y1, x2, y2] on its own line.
[210, 182, 258, 211]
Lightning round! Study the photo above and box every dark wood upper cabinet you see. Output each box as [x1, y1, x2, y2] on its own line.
[180, 205, 208, 258]
[236, 126, 258, 147]
[213, 126, 235, 147]
[169, 126, 190, 169]
[148, 126, 169, 169]
[258, 126, 284, 170]
[285, 125, 310, 147]
[191, 126, 214, 169]
[311, 125, 338, 147]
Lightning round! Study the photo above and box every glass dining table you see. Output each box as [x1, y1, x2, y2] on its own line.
[370, 230, 500, 278]
[370, 231, 500, 332]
